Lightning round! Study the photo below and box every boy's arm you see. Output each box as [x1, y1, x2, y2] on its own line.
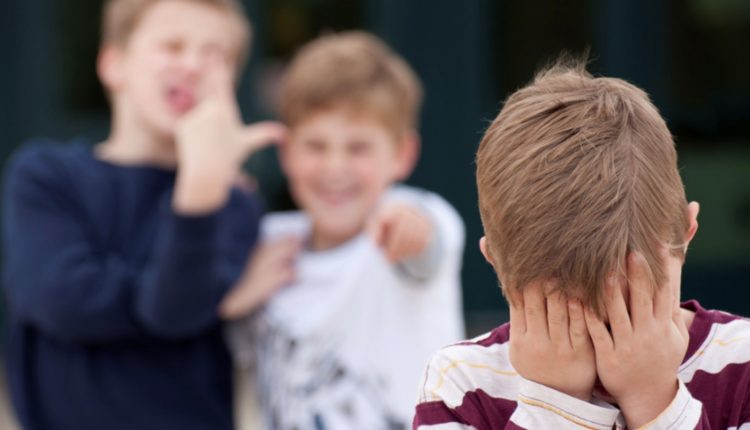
[369, 202, 439, 280]
[130, 194, 261, 338]
[2, 150, 153, 342]
[218, 236, 300, 320]
[371, 188, 464, 282]
[135, 60, 285, 337]
[1, 131, 276, 344]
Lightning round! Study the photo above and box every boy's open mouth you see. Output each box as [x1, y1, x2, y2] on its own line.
[165, 86, 196, 114]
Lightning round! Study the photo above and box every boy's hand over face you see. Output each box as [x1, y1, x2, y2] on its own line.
[584, 250, 689, 429]
[218, 237, 301, 320]
[173, 58, 287, 214]
[508, 283, 596, 401]
[368, 203, 433, 263]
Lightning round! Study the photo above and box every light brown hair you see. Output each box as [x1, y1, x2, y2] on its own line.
[279, 31, 423, 138]
[476, 59, 689, 315]
[101, 0, 251, 66]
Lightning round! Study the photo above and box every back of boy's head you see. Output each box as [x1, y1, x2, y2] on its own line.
[101, 0, 251, 65]
[279, 31, 423, 138]
[476, 59, 689, 315]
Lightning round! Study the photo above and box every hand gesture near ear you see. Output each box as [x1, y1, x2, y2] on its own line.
[173, 57, 287, 214]
[584, 250, 689, 428]
[508, 282, 597, 401]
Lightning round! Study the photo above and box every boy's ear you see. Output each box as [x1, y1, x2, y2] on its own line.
[394, 130, 420, 181]
[685, 201, 700, 245]
[479, 236, 493, 267]
[97, 44, 126, 93]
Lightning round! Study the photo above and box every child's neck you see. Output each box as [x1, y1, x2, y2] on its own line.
[96, 109, 178, 168]
[309, 227, 362, 252]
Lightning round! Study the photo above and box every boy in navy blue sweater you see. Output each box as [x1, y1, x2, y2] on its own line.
[1, 1, 286, 429]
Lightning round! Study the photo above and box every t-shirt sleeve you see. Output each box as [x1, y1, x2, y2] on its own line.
[2, 145, 254, 342]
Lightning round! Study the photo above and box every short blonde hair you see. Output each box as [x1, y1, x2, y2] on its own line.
[476, 60, 689, 315]
[101, 0, 252, 66]
[279, 31, 423, 138]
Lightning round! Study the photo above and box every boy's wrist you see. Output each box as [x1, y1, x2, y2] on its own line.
[173, 167, 233, 214]
[617, 379, 679, 429]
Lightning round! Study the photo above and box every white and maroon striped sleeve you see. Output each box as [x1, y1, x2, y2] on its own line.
[511, 378, 620, 429]
[413, 328, 620, 430]
[633, 304, 750, 429]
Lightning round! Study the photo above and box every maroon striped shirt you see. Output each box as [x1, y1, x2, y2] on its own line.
[414, 301, 750, 429]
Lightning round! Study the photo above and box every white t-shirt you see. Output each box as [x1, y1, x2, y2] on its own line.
[229, 186, 465, 430]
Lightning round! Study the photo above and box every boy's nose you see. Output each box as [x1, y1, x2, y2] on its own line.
[179, 50, 207, 76]
[322, 151, 349, 173]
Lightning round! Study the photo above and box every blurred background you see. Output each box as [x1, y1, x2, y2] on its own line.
[1, 0, 749, 427]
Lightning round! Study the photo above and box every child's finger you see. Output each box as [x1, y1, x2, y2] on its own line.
[627, 251, 654, 326]
[237, 121, 288, 157]
[367, 213, 389, 248]
[523, 282, 549, 339]
[384, 220, 409, 262]
[568, 300, 589, 350]
[604, 274, 632, 339]
[673, 303, 689, 342]
[584, 305, 614, 353]
[653, 246, 674, 321]
[396, 230, 419, 261]
[203, 54, 234, 100]
[546, 289, 569, 346]
[508, 292, 526, 336]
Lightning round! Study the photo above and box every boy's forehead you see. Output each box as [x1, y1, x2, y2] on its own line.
[290, 106, 402, 140]
[132, 1, 243, 50]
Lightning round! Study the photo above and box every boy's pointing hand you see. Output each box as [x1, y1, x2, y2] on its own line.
[368, 202, 433, 263]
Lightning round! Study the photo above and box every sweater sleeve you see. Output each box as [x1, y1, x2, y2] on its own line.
[2, 146, 256, 342]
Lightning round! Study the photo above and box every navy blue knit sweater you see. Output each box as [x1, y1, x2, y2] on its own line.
[2, 140, 262, 430]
